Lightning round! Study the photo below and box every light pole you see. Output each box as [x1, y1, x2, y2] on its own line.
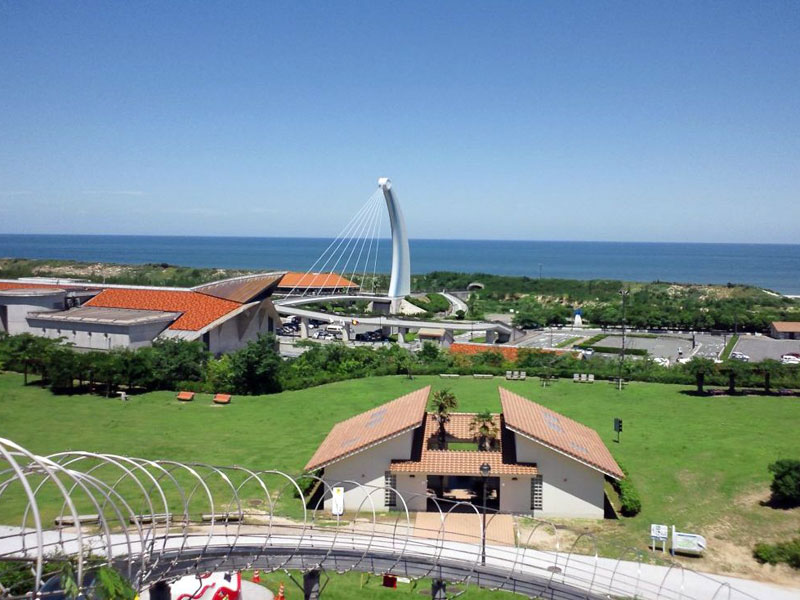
[480, 462, 491, 565]
[618, 289, 629, 391]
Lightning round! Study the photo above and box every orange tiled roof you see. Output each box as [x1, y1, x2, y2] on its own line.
[305, 387, 430, 471]
[391, 449, 537, 476]
[450, 343, 520, 361]
[772, 321, 800, 333]
[85, 288, 241, 331]
[499, 387, 624, 479]
[449, 343, 574, 362]
[279, 272, 358, 289]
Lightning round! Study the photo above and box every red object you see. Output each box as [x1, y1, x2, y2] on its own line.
[276, 582, 286, 600]
[382, 574, 397, 589]
[252, 570, 260, 583]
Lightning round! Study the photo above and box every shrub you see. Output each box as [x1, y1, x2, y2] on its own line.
[768, 459, 800, 506]
[753, 538, 800, 569]
[611, 463, 642, 516]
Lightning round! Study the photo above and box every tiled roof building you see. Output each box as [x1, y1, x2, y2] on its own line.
[309, 386, 622, 518]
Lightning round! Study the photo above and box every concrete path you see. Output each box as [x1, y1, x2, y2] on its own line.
[413, 513, 515, 546]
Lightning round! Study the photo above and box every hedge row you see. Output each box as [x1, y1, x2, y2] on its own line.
[754, 538, 800, 569]
[611, 463, 642, 517]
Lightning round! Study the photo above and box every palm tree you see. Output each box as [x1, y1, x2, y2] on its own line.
[756, 359, 784, 394]
[719, 359, 751, 395]
[684, 357, 716, 394]
[470, 410, 499, 451]
[430, 389, 458, 449]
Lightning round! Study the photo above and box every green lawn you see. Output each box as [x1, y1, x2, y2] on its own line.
[253, 570, 517, 599]
[1, 371, 798, 554]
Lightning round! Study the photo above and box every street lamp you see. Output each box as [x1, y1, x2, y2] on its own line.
[618, 289, 629, 391]
[480, 462, 491, 565]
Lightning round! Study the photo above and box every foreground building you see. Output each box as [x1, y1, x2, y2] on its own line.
[305, 387, 623, 518]
[0, 273, 284, 354]
[276, 272, 359, 295]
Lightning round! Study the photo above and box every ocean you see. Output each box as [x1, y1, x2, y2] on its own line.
[0, 234, 798, 294]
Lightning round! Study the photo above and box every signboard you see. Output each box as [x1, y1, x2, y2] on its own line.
[650, 524, 668, 540]
[331, 486, 344, 516]
[672, 526, 706, 556]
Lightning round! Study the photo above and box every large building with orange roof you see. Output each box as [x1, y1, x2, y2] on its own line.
[276, 272, 359, 295]
[0, 272, 285, 354]
[307, 386, 622, 518]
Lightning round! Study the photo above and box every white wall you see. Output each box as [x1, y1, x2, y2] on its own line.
[207, 300, 277, 355]
[514, 433, 606, 519]
[0, 293, 66, 335]
[499, 475, 533, 514]
[25, 318, 171, 351]
[321, 431, 415, 514]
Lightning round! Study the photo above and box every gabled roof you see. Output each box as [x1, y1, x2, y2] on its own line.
[304, 386, 430, 472]
[771, 321, 800, 333]
[193, 272, 285, 303]
[499, 387, 624, 479]
[85, 288, 241, 331]
[278, 272, 358, 290]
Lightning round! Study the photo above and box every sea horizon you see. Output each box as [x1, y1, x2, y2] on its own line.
[1, 233, 799, 294]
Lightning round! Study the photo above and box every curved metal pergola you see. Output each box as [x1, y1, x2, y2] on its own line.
[0, 438, 760, 600]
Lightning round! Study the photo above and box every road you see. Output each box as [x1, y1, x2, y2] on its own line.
[1, 525, 796, 600]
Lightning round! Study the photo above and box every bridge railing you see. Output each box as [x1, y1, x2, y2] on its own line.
[0, 438, 759, 600]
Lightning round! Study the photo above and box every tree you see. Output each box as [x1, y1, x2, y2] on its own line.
[418, 341, 441, 364]
[46, 346, 80, 392]
[429, 388, 458, 449]
[5, 334, 54, 385]
[719, 360, 751, 395]
[230, 334, 282, 395]
[756, 359, 784, 394]
[684, 357, 716, 394]
[142, 339, 209, 390]
[768, 459, 800, 506]
[470, 410, 499, 451]
[205, 354, 235, 393]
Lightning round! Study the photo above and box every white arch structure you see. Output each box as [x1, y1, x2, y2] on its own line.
[283, 178, 411, 308]
[0, 438, 767, 600]
[378, 177, 411, 300]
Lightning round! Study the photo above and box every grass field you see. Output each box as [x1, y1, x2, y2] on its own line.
[1, 371, 799, 574]
[253, 570, 512, 599]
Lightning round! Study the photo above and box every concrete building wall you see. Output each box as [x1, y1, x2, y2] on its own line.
[322, 431, 414, 514]
[0, 293, 66, 335]
[24, 319, 171, 351]
[207, 300, 277, 355]
[499, 475, 533, 514]
[514, 433, 606, 519]
[395, 472, 428, 512]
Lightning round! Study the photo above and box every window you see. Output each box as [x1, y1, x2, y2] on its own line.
[384, 472, 397, 507]
[530, 475, 543, 511]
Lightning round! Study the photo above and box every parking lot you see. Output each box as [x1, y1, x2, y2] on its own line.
[733, 336, 800, 362]
[518, 331, 582, 349]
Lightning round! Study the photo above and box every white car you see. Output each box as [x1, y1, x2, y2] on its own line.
[781, 355, 800, 365]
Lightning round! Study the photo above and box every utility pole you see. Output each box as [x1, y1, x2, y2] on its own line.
[618, 289, 629, 391]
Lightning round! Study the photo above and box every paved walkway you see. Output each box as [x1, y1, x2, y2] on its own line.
[413, 512, 515, 546]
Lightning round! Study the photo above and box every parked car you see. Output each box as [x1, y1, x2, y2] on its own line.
[781, 355, 800, 365]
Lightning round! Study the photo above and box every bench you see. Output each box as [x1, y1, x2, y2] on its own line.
[439, 373, 460, 379]
[176, 391, 195, 401]
[573, 373, 580, 382]
[473, 374, 494, 379]
[201, 512, 243, 522]
[129, 513, 171, 525]
[54, 514, 100, 527]
[213, 394, 232, 405]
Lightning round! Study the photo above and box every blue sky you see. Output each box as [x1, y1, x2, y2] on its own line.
[1, 2, 798, 243]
